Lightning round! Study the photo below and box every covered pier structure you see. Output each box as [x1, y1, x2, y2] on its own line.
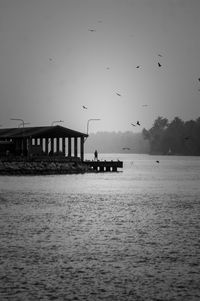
[0, 125, 88, 161]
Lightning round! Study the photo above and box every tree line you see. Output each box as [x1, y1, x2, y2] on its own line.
[142, 116, 200, 155]
[85, 131, 149, 154]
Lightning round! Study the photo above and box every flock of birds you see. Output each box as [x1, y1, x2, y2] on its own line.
[81, 27, 165, 164]
[48, 22, 199, 165]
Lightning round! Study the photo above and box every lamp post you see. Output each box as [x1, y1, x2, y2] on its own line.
[10, 118, 25, 127]
[18, 122, 30, 128]
[51, 120, 64, 126]
[86, 118, 101, 136]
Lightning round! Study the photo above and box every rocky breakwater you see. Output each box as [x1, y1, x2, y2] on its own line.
[0, 160, 90, 175]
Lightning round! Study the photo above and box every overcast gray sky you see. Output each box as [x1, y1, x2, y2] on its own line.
[0, 0, 200, 133]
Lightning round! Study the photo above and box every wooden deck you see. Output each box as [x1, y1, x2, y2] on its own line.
[84, 160, 123, 172]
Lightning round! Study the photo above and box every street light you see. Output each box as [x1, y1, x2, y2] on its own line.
[51, 120, 64, 126]
[87, 118, 101, 136]
[18, 122, 30, 128]
[10, 118, 25, 127]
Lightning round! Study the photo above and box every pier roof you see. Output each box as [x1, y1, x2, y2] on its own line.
[0, 125, 88, 139]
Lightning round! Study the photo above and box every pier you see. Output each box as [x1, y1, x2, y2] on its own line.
[84, 160, 123, 172]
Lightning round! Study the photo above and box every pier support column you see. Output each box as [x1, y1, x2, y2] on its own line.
[112, 166, 117, 172]
[74, 137, 77, 157]
[68, 137, 71, 157]
[50, 138, 54, 154]
[45, 138, 48, 154]
[27, 138, 32, 156]
[56, 138, 59, 153]
[100, 166, 104, 172]
[80, 136, 84, 161]
[62, 138, 66, 156]
[40, 138, 43, 151]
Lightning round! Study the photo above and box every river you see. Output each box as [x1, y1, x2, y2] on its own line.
[0, 154, 200, 300]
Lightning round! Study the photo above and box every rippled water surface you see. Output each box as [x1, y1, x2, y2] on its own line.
[0, 154, 200, 300]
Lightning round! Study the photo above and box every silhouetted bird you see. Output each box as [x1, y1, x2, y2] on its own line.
[88, 29, 96, 32]
[49, 58, 53, 61]
[158, 62, 162, 67]
[156, 160, 160, 163]
[198, 78, 200, 82]
[136, 121, 141, 126]
[106, 67, 110, 70]
[116, 93, 122, 97]
[136, 65, 140, 68]
[158, 54, 163, 57]
[82, 106, 88, 109]
[122, 147, 130, 150]
[142, 104, 148, 107]
[131, 123, 136, 126]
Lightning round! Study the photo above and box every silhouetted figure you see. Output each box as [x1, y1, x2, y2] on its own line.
[82, 105, 87, 109]
[94, 150, 98, 161]
[158, 62, 162, 67]
[136, 121, 141, 126]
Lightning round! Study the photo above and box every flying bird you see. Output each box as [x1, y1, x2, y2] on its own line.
[158, 54, 163, 57]
[142, 104, 148, 107]
[131, 123, 136, 126]
[156, 160, 160, 163]
[136, 65, 140, 68]
[116, 92, 122, 97]
[82, 106, 88, 109]
[88, 29, 96, 32]
[158, 62, 162, 67]
[136, 121, 141, 126]
[122, 147, 130, 150]
[198, 78, 200, 82]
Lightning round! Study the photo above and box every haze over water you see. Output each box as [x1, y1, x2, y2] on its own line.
[0, 154, 200, 300]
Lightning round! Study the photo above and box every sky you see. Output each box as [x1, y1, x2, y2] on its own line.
[0, 0, 200, 134]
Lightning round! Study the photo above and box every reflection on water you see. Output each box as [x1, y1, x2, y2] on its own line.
[0, 154, 200, 300]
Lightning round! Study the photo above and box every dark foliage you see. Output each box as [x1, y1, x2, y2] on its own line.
[142, 116, 200, 155]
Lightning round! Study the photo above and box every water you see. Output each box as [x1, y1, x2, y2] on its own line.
[0, 154, 200, 300]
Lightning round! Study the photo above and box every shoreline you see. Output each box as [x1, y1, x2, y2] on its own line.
[0, 160, 90, 175]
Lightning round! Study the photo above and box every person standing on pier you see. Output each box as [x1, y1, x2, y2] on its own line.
[94, 150, 98, 161]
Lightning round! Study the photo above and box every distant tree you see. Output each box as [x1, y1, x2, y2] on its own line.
[143, 116, 200, 155]
[143, 116, 168, 154]
[165, 117, 185, 154]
